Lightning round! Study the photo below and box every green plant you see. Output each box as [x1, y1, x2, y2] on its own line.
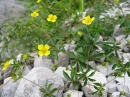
[39, 80, 58, 97]
[1, 0, 130, 96]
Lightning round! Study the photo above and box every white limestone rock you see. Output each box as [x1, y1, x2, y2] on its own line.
[115, 35, 127, 49]
[82, 70, 107, 97]
[63, 90, 83, 97]
[54, 67, 71, 84]
[111, 92, 120, 97]
[100, 2, 130, 19]
[117, 84, 130, 97]
[107, 76, 116, 84]
[55, 52, 69, 67]
[126, 35, 130, 42]
[88, 61, 96, 70]
[34, 56, 53, 69]
[107, 83, 117, 93]
[64, 40, 76, 52]
[1, 77, 21, 97]
[23, 65, 32, 76]
[14, 67, 64, 97]
[0, 0, 24, 24]
[123, 47, 130, 53]
[116, 73, 130, 97]
[96, 64, 114, 76]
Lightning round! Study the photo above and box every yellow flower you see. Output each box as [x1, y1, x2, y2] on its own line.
[22, 54, 28, 60]
[77, 31, 82, 36]
[2, 61, 11, 70]
[82, 16, 95, 25]
[37, 0, 41, 3]
[38, 44, 50, 56]
[31, 11, 39, 17]
[47, 14, 57, 22]
[114, 0, 119, 2]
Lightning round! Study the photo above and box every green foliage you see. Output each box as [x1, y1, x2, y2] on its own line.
[1, 0, 130, 97]
[39, 80, 58, 97]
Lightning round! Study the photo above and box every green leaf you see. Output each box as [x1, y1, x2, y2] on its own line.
[94, 85, 99, 90]
[112, 64, 117, 70]
[127, 71, 130, 77]
[83, 78, 88, 86]
[39, 88, 46, 92]
[50, 88, 58, 94]
[68, 52, 76, 58]
[108, 37, 115, 43]
[88, 71, 95, 77]
[94, 83, 102, 86]
[88, 78, 96, 82]
[63, 71, 72, 81]
[47, 83, 53, 90]
[78, 74, 84, 80]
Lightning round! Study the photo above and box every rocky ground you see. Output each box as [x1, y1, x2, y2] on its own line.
[0, 0, 130, 97]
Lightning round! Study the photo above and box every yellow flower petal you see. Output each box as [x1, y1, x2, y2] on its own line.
[38, 51, 44, 56]
[22, 54, 28, 60]
[45, 44, 50, 50]
[82, 15, 95, 25]
[2, 61, 11, 71]
[77, 31, 82, 36]
[38, 44, 44, 50]
[37, 0, 41, 3]
[44, 51, 50, 56]
[47, 14, 57, 22]
[91, 17, 95, 21]
[31, 11, 39, 17]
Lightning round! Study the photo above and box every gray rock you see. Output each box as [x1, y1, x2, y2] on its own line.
[0, 0, 25, 61]
[64, 40, 76, 52]
[14, 67, 64, 97]
[96, 64, 114, 76]
[63, 90, 83, 97]
[107, 76, 116, 84]
[34, 56, 53, 69]
[1, 77, 21, 97]
[113, 24, 124, 38]
[0, 0, 24, 24]
[126, 35, 130, 42]
[83, 85, 107, 97]
[111, 92, 120, 97]
[82, 70, 107, 97]
[0, 87, 2, 97]
[117, 84, 130, 97]
[23, 65, 32, 76]
[100, 2, 130, 19]
[115, 35, 127, 49]
[107, 83, 117, 93]
[88, 61, 96, 70]
[55, 52, 69, 67]
[123, 47, 130, 53]
[54, 67, 71, 84]
[3, 66, 12, 80]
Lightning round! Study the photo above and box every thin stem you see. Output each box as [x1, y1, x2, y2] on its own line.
[22, 77, 42, 88]
[0, 77, 11, 88]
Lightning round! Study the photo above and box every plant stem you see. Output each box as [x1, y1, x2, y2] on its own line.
[80, 0, 84, 18]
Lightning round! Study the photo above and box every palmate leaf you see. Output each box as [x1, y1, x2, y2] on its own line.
[63, 71, 72, 81]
